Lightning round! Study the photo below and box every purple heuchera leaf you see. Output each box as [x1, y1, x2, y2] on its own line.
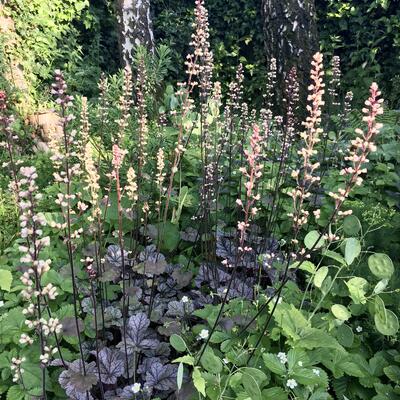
[98, 347, 125, 384]
[145, 361, 178, 392]
[59, 360, 97, 400]
[120, 312, 159, 354]
[106, 245, 129, 267]
[166, 300, 194, 317]
[195, 263, 230, 290]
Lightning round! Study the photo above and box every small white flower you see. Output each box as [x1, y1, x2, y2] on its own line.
[198, 329, 209, 340]
[223, 358, 229, 364]
[356, 326, 363, 333]
[312, 368, 320, 376]
[286, 379, 298, 389]
[131, 382, 141, 393]
[277, 352, 288, 364]
[0, 301, 4, 307]
[298, 361, 303, 367]
[181, 296, 189, 303]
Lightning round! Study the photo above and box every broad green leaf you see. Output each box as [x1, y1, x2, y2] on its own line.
[345, 238, 361, 265]
[200, 347, 222, 373]
[287, 348, 309, 370]
[322, 250, 346, 266]
[383, 365, 400, 384]
[0, 270, 12, 292]
[262, 353, 286, 375]
[346, 277, 368, 304]
[305, 230, 325, 250]
[296, 327, 343, 350]
[374, 309, 399, 336]
[272, 303, 308, 340]
[192, 367, 206, 396]
[336, 324, 354, 348]
[261, 387, 288, 400]
[290, 261, 316, 274]
[314, 267, 329, 288]
[331, 304, 351, 321]
[241, 369, 266, 400]
[343, 215, 361, 236]
[368, 253, 394, 279]
[170, 334, 187, 352]
[292, 367, 328, 387]
[6, 386, 25, 400]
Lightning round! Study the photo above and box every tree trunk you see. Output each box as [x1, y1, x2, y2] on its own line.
[116, 0, 155, 66]
[261, 0, 318, 106]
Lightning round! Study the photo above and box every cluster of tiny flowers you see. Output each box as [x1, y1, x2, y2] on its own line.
[284, 66, 300, 143]
[11, 357, 25, 382]
[263, 57, 277, 120]
[185, 0, 213, 89]
[18, 166, 51, 300]
[84, 142, 101, 221]
[277, 352, 288, 364]
[126, 167, 138, 204]
[40, 317, 63, 336]
[286, 378, 298, 389]
[136, 59, 149, 170]
[112, 144, 127, 175]
[0, 90, 21, 199]
[156, 148, 166, 186]
[39, 346, 58, 365]
[116, 66, 133, 143]
[329, 82, 383, 210]
[329, 55, 341, 107]
[236, 124, 262, 253]
[289, 52, 325, 232]
[17, 166, 61, 367]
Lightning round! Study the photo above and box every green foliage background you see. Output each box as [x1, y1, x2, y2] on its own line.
[3, 0, 399, 106]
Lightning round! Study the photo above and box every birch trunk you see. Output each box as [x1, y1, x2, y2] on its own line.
[116, 0, 155, 66]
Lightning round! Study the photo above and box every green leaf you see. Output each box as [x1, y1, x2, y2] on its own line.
[331, 304, 351, 321]
[272, 303, 308, 340]
[343, 215, 361, 236]
[305, 230, 325, 250]
[374, 309, 399, 336]
[368, 253, 394, 279]
[322, 250, 346, 266]
[373, 279, 389, 295]
[262, 353, 286, 375]
[0, 270, 12, 292]
[346, 277, 368, 304]
[173, 355, 195, 366]
[296, 327, 343, 350]
[383, 365, 400, 384]
[6, 386, 25, 400]
[177, 362, 184, 390]
[170, 334, 187, 352]
[292, 367, 328, 387]
[241, 368, 267, 400]
[261, 387, 288, 400]
[336, 324, 354, 348]
[314, 267, 329, 288]
[192, 367, 206, 396]
[291, 260, 316, 274]
[345, 238, 361, 265]
[200, 347, 222, 373]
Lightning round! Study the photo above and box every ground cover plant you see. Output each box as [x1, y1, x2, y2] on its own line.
[0, 1, 399, 400]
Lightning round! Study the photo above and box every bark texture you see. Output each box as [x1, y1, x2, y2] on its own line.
[116, 0, 155, 66]
[262, 0, 318, 104]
